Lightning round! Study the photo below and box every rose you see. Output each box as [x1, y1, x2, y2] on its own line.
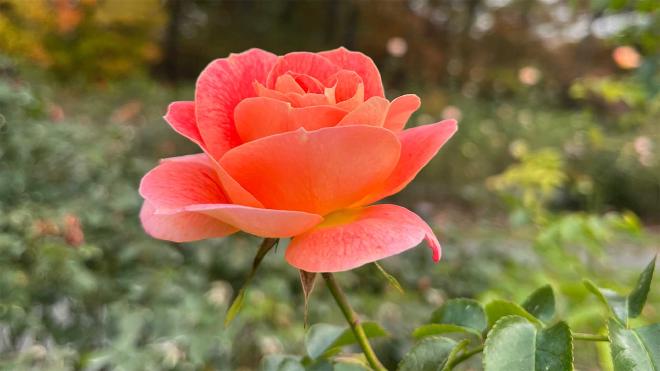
[139, 47, 457, 272]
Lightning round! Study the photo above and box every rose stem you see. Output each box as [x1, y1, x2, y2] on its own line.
[321, 272, 387, 371]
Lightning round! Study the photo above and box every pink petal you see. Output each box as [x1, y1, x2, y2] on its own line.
[255, 81, 290, 101]
[384, 94, 421, 131]
[291, 73, 325, 94]
[267, 52, 339, 91]
[275, 74, 305, 94]
[220, 126, 401, 215]
[285, 204, 441, 272]
[333, 83, 364, 111]
[327, 70, 363, 102]
[139, 157, 229, 210]
[357, 120, 458, 205]
[164, 101, 204, 147]
[180, 204, 323, 238]
[337, 96, 389, 126]
[319, 47, 384, 99]
[148, 154, 263, 208]
[285, 92, 330, 107]
[195, 49, 277, 159]
[291, 105, 348, 130]
[140, 201, 237, 242]
[234, 97, 294, 142]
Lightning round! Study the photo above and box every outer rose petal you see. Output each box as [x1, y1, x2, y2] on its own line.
[140, 201, 237, 242]
[139, 157, 229, 210]
[195, 48, 277, 159]
[220, 126, 401, 215]
[164, 101, 204, 147]
[147, 154, 263, 208]
[267, 52, 339, 90]
[285, 204, 441, 272]
[337, 96, 389, 126]
[384, 94, 421, 131]
[181, 204, 323, 238]
[319, 47, 384, 99]
[357, 119, 458, 205]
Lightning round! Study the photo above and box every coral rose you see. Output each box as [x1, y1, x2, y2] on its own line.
[139, 47, 457, 272]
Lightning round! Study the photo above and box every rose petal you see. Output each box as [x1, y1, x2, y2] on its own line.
[267, 52, 339, 91]
[164, 101, 204, 147]
[285, 204, 441, 272]
[319, 47, 384, 99]
[290, 73, 325, 94]
[275, 74, 305, 94]
[285, 92, 330, 107]
[337, 96, 389, 126]
[327, 70, 363, 102]
[181, 204, 322, 238]
[147, 154, 263, 208]
[334, 83, 364, 111]
[234, 97, 294, 142]
[357, 119, 458, 205]
[140, 201, 237, 242]
[140, 157, 229, 210]
[195, 48, 277, 159]
[384, 94, 421, 131]
[255, 81, 289, 101]
[220, 126, 401, 215]
[291, 105, 348, 130]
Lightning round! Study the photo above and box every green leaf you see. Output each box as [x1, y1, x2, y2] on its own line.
[412, 324, 483, 340]
[484, 316, 535, 371]
[260, 355, 305, 371]
[628, 256, 656, 319]
[584, 280, 628, 325]
[522, 285, 556, 323]
[609, 319, 660, 371]
[305, 324, 345, 360]
[398, 336, 458, 371]
[485, 300, 543, 328]
[483, 316, 573, 371]
[304, 322, 388, 360]
[536, 322, 573, 371]
[225, 238, 278, 327]
[374, 262, 404, 294]
[430, 298, 487, 334]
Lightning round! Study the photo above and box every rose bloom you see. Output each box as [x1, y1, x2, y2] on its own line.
[139, 48, 457, 272]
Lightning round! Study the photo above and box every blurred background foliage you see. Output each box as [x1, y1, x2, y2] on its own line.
[0, 0, 658, 370]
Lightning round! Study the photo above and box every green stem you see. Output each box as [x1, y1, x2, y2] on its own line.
[322, 273, 386, 371]
[446, 345, 484, 370]
[572, 332, 609, 342]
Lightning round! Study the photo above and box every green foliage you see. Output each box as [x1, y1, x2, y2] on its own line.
[483, 317, 572, 371]
[609, 320, 660, 371]
[485, 300, 544, 328]
[397, 336, 461, 371]
[585, 256, 656, 325]
[522, 285, 556, 324]
[429, 298, 487, 335]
